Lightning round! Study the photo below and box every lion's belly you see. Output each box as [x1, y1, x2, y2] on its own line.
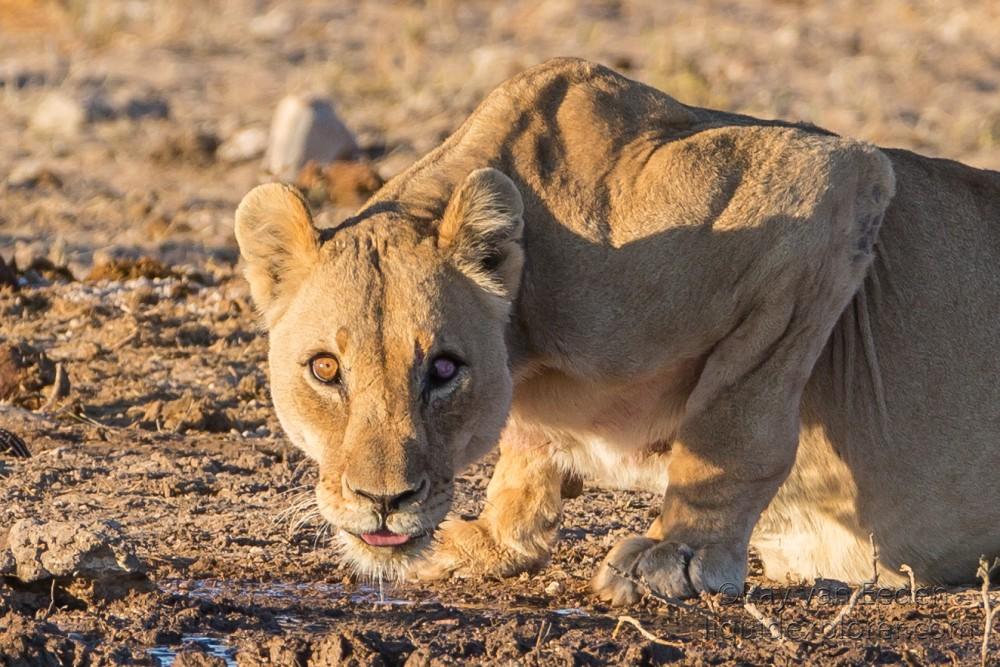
[512, 362, 697, 491]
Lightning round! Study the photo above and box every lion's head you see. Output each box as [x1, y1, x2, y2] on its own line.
[234, 169, 523, 578]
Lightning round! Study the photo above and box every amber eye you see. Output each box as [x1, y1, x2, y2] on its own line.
[309, 354, 340, 384]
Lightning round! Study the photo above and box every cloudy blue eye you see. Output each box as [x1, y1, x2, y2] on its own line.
[428, 355, 460, 386]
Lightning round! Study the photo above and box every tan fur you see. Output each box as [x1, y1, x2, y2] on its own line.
[235, 58, 1000, 601]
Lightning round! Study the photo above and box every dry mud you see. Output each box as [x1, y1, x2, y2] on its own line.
[2, 1, 1000, 665]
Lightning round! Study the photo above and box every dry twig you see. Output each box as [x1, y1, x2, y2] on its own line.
[38, 362, 69, 412]
[110, 328, 139, 351]
[899, 564, 917, 606]
[44, 579, 56, 618]
[978, 556, 999, 667]
[744, 585, 802, 656]
[534, 619, 551, 650]
[821, 533, 879, 639]
[613, 616, 684, 648]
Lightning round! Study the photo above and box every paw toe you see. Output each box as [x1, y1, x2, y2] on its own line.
[635, 541, 696, 598]
[591, 536, 657, 606]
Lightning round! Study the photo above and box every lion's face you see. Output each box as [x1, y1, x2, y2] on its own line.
[234, 170, 524, 578]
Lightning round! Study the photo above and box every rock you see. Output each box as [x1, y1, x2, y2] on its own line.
[0, 341, 58, 407]
[266, 95, 357, 179]
[544, 580, 565, 596]
[86, 256, 175, 282]
[12, 240, 44, 274]
[150, 127, 220, 166]
[0, 255, 17, 290]
[404, 647, 433, 667]
[217, 126, 268, 163]
[0, 535, 14, 573]
[30, 92, 86, 137]
[123, 92, 170, 120]
[0, 612, 79, 667]
[1, 519, 150, 602]
[308, 633, 386, 667]
[249, 6, 294, 40]
[271, 636, 312, 666]
[147, 392, 233, 433]
[4, 518, 144, 582]
[173, 645, 228, 667]
[296, 160, 384, 208]
[176, 323, 217, 347]
[6, 161, 62, 189]
[29, 91, 113, 137]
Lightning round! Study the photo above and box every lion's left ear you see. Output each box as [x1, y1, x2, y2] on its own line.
[438, 168, 525, 300]
[234, 183, 320, 327]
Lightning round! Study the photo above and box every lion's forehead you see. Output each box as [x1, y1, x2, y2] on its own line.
[271, 235, 453, 371]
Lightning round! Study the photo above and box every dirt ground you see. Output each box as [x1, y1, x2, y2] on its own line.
[2, 1, 999, 665]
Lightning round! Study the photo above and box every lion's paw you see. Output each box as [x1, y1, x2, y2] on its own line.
[592, 536, 744, 605]
[413, 518, 546, 581]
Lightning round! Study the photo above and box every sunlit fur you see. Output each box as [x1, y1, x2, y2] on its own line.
[238, 58, 1000, 599]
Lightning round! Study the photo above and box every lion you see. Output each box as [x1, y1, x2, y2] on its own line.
[234, 58, 1000, 603]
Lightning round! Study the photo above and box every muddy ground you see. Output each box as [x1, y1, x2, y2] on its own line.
[2, 1, 999, 665]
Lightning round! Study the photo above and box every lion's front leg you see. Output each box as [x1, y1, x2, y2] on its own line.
[593, 421, 796, 604]
[593, 308, 823, 604]
[416, 421, 566, 580]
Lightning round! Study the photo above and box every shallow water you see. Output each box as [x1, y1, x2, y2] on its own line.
[161, 578, 415, 606]
[147, 577, 593, 661]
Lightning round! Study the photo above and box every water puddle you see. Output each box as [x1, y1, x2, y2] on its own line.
[161, 578, 414, 606]
[150, 577, 592, 654]
[553, 607, 590, 617]
[147, 634, 237, 667]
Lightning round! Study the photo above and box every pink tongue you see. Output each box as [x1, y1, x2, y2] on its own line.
[360, 530, 411, 547]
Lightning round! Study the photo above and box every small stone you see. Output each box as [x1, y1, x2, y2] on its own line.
[173, 645, 228, 667]
[150, 127, 219, 166]
[249, 6, 294, 40]
[176, 323, 216, 347]
[544, 580, 565, 596]
[0, 532, 14, 574]
[0, 255, 16, 290]
[266, 95, 357, 179]
[157, 392, 233, 433]
[6, 161, 61, 189]
[123, 92, 170, 120]
[30, 92, 86, 137]
[13, 240, 44, 271]
[217, 126, 268, 163]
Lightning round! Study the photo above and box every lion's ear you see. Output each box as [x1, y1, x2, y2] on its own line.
[438, 168, 525, 300]
[234, 183, 320, 326]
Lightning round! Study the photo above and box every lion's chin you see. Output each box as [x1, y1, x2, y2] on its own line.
[335, 530, 433, 581]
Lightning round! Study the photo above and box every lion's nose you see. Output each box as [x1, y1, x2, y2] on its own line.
[344, 476, 428, 517]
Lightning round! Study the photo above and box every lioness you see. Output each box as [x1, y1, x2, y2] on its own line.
[235, 58, 1000, 603]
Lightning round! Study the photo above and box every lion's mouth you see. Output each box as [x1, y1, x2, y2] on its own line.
[359, 529, 414, 547]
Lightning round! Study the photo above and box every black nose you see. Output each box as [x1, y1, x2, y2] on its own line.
[352, 480, 426, 517]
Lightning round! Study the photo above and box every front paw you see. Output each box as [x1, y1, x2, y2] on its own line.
[592, 536, 746, 605]
[413, 518, 547, 581]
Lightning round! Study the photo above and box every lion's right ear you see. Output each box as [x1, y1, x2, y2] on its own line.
[234, 183, 320, 326]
